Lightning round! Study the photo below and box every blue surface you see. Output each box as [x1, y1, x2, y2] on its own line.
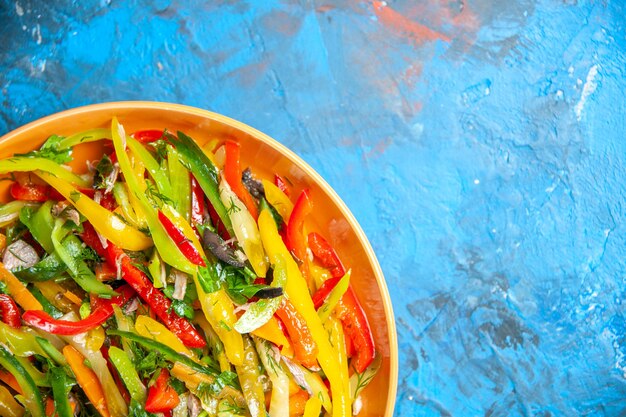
[2, 1, 626, 415]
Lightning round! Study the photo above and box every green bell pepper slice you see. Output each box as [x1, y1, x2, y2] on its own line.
[0, 345, 45, 417]
[51, 218, 117, 297]
[49, 366, 73, 417]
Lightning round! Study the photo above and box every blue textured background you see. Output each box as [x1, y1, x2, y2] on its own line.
[2, 1, 626, 415]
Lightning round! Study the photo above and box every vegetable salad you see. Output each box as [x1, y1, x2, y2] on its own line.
[0, 118, 379, 417]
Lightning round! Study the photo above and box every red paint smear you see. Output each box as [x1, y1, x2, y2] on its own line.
[401, 0, 481, 48]
[317, 4, 335, 13]
[402, 63, 423, 87]
[231, 58, 271, 87]
[364, 137, 393, 160]
[371, 0, 451, 45]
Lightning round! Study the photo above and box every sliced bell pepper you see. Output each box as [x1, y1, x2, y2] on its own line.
[32, 281, 76, 315]
[0, 321, 49, 358]
[0, 369, 21, 393]
[0, 383, 24, 417]
[286, 189, 312, 263]
[304, 396, 322, 417]
[111, 118, 196, 275]
[0, 346, 45, 417]
[250, 316, 294, 359]
[308, 232, 346, 279]
[317, 271, 351, 323]
[193, 312, 230, 372]
[126, 136, 173, 201]
[167, 146, 192, 221]
[145, 368, 179, 413]
[108, 346, 146, 404]
[51, 218, 117, 297]
[169, 362, 246, 407]
[335, 286, 375, 373]
[326, 316, 351, 411]
[223, 141, 259, 220]
[194, 280, 243, 365]
[275, 299, 318, 370]
[0, 294, 20, 328]
[0, 350, 45, 417]
[258, 208, 349, 417]
[20, 200, 54, 253]
[134, 315, 195, 359]
[49, 366, 73, 417]
[0, 157, 89, 188]
[10, 182, 49, 202]
[289, 389, 309, 417]
[56, 128, 111, 149]
[262, 179, 294, 222]
[219, 179, 267, 277]
[312, 277, 340, 310]
[0, 262, 43, 311]
[157, 210, 205, 266]
[22, 285, 134, 335]
[63, 345, 111, 417]
[234, 336, 266, 417]
[132, 129, 164, 144]
[81, 223, 206, 348]
[168, 131, 233, 235]
[108, 330, 217, 379]
[36, 171, 152, 251]
[112, 183, 145, 229]
[0, 201, 37, 228]
[274, 174, 290, 196]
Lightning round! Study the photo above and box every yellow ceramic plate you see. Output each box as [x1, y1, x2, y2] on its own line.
[0, 102, 398, 417]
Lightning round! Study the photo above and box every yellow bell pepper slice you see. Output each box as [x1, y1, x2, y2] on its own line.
[326, 316, 351, 409]
[304, 396, 322, 417]
[0, 383, 24, 417]
[258, 209, 349, 417]
[134, 315, 194, 359]
[35, 171, 153, 251]
[195, 283, 244, 366]
[251, 316, 294, 359]
[262, 179, 294, 221]
[194, 312, 231, 372]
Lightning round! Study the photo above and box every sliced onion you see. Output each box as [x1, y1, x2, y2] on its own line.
[172, 270, 188, 301]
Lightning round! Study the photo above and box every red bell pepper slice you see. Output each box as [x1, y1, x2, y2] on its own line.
[132, 129, 165, 144]
[275, 299, 318, 369]
[0, 294, 21, 328]
[308, 232, 346, 279]
[157, 210, 206, 267]
[190, 176, 205, 229]
[10, 182, 50, 202]
[286, 189, 312, 263]
[22, 285, 135, 335]
[81, 223, 206, 348]
[311, 277, 341, 310]
[335, 286, 375, 373]
[274, 174, 290, 196]
[343, 321, 356, 358]
[223, 140, 259, 220]
[145, 368, 179, 413]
